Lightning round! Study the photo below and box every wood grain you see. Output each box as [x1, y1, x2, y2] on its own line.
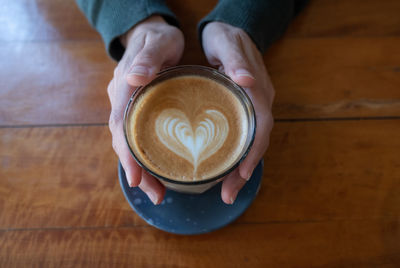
[2, 0, 399, 42]
[0, 42, 113, 126]
[0, 126, 140, 229]
[1, 120, 399, 229]
[1, 0, 400, 267]
[287, 0, 400, 37]
[266, 37, 400, 119]
[1, 37, 399, 126]
[1, 1, 399, 126]
[1, 221, 399, 268]
[249, 119, 400, 222]
[0, 0, 100, 41]
[166, 0, 215, 66]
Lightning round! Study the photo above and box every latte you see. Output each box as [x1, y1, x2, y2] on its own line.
[126, 72, 251, 182]
[124, 66, 255, 191]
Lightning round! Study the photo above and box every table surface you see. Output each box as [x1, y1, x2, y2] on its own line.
[1, 0, 400, 267]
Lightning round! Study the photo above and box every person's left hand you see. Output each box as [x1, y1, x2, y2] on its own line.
[202, 22, 275, 204]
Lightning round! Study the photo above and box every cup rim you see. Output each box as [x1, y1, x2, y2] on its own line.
[123, 65, 256, 185]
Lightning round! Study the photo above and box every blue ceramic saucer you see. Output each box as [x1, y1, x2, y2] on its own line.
[118, 160, 263, 235]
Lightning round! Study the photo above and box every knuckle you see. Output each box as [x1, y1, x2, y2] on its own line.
[264, 109, 274, 122]
[268, 82, 276, 100]
[134, 51, 155, 65]
[108, 113, 121, 131]
[113, 66, 119, 77]
[147, 29, 163, 40]
[107, 80, 114, 96]
[256, 111, 274, 133]
[266, 112, 274, 129]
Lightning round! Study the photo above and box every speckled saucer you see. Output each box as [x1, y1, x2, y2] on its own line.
[118, 160, 263, 235]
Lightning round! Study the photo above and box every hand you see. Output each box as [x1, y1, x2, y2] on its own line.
[107, 16, 184, 204]
[202, 22, 275, 204]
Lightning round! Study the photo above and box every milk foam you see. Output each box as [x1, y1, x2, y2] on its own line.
[128, 74, 250, 181]
[155, 108, 229, 175]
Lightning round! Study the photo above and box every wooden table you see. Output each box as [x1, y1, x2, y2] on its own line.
[1, 0, 400, 267]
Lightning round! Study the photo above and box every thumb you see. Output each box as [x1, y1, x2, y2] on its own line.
[207, 41, 255, 88]
[126, 43, 167, 87]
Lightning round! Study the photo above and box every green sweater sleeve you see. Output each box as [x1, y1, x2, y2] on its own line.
[198, 0, 308, 53]
[76, 0, 179, 61]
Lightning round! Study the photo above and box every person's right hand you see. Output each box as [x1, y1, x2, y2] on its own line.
[107, 15, 184, 204]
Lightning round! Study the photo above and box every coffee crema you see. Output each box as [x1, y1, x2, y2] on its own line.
[127, 75, 249, 181]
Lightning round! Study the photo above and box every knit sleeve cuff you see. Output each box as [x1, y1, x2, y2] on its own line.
[80, 0, 179, 61]
[198, 0, 294, 53]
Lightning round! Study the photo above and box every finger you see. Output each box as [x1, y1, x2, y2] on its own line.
[205, 33, 255, 88]
[139, 169, 166, 205]
[239, 112, 274, 180]
[109, 114, 142, 187]
[107, 77, 142, 187]
[126, 40, 180, 87]
[221, 168, 247, 204]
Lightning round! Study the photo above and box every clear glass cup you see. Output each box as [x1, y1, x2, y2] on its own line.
[124, 65, 256, 193]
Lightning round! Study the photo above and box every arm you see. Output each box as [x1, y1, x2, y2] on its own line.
[199, 0, 308, 204]
[76, 0, 179, 60]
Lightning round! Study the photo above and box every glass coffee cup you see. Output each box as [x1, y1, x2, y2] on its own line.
[124, 65, 256, 194]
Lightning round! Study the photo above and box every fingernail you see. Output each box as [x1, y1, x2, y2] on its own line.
[129, 65, 149, 76]
[147, 191, 158, 205]
[245, 171, 252, 181]
[235, 69, 255, 79]
[241, 170, 252, 181]
[126, 172, 133, 187]
[230, 190, 239, 204]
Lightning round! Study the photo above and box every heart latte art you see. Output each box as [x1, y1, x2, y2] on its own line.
[155, 109, 229, 174]
[126, 75, 250, 182]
